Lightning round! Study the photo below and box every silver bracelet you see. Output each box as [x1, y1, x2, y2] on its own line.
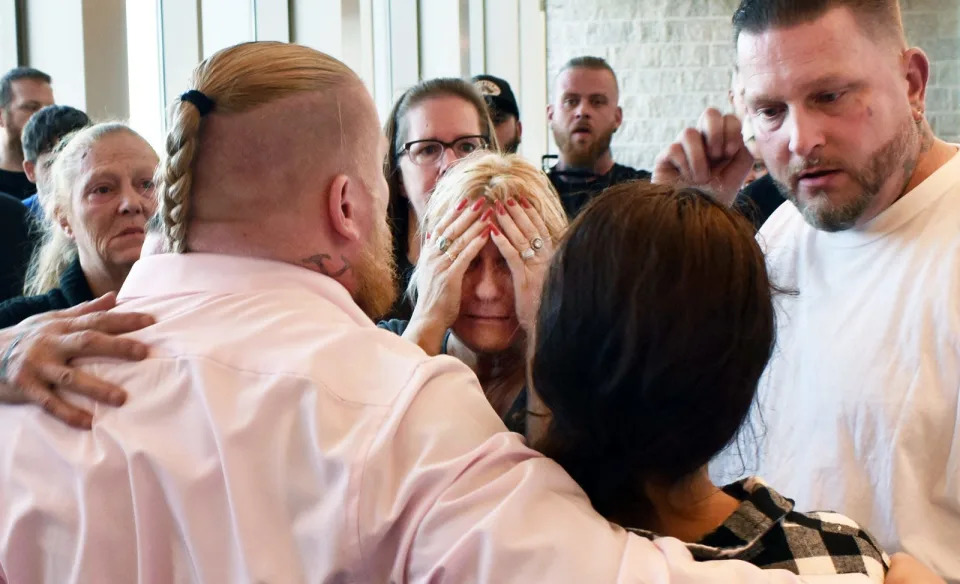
[0, 332, 27, 385]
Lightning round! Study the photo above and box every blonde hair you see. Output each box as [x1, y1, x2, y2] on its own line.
[24, 122, 144, 295]
[157, 41, 359, 253]
[409, 152, 568, 300]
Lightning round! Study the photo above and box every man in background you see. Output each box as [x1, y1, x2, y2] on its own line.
[472, 74, 523, 154]
[546, 56, 649, 217]
[0, 67, 54, 199]
[19, 104, 91, 220]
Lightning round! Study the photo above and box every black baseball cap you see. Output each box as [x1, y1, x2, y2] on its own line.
[471, 74, 520, 121]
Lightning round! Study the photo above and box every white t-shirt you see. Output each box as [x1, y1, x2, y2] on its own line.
[714, 149, 960, 582]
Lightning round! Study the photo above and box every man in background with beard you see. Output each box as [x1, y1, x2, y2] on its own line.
[0, 67, 54, 200]
[546, 56, 650, 217]
[654, 0, 960, 579]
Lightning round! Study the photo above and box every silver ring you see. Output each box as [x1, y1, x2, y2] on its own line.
[531, 236, 544, 251]
[521, 248, 535, 261]
[436, 235, 451, 253]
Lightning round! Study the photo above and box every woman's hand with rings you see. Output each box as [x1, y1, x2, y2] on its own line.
[403, 197, 494, 355]
[488, 196, 555, 337]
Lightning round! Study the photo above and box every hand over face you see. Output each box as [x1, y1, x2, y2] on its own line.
[409, 198, 495, 340]
[488, 197, 555, 337]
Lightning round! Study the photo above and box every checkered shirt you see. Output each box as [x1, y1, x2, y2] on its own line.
[627, 477, 889, 582]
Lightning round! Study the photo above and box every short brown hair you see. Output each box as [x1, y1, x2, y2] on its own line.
[558, 56, 619, 93]
[0, 67, 51, 109]
[733, 0, 906, 49]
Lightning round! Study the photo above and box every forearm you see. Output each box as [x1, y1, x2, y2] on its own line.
[401, 314, 448, 356]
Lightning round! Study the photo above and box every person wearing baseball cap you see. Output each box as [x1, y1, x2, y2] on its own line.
[472, 74, 522, 154]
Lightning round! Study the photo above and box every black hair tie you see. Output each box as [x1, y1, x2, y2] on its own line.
[180, 89, 215, 117]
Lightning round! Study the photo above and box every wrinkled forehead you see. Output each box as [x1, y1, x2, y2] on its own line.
[735, 9, 895, 101]
[78, 134, 158, 178]
[738, 33, 866, 101]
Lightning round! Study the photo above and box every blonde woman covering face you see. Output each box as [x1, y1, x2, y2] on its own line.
[378, 152, 566, 435]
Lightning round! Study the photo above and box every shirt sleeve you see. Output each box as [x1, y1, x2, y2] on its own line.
[355, 355, 875, 584]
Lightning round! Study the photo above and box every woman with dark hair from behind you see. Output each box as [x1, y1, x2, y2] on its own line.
[531, 182, 889, 580]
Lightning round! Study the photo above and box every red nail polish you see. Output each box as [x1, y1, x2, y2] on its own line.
[507, 198, 517, 207]
[520, 197, 531, 209]
[426, 232, 432, 240]
[456, 197, 469, 211]
[490, 224, 501, 236]
[471, 198, 485, 211]
[497, 201, 506, 215]
[480, 208, 493, 222]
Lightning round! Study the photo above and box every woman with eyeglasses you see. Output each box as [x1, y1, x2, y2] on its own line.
[382, 78, 498, 321]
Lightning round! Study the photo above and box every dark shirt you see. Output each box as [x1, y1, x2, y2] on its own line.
[0, 169, 37, 200]
[0, 257, 94, 328]
[0, 193, 35, 303]
[377, 318, 527, 435]
[736, 173, 786, 230]
[547, 163, 651, 218]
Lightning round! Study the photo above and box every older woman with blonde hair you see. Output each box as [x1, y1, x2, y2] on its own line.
[379, 151, 566, 434]
[0, 122, 158, 328]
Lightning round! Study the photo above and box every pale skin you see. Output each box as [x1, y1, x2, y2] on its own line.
[59, 132, 159, 298]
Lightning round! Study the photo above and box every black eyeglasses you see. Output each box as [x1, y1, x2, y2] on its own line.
[398, 135, 490, 167]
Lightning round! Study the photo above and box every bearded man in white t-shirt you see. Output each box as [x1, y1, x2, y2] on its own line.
[652, 0, 960, 581]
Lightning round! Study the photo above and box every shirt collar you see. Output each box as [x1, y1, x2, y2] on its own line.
[59, 256, 95, 306]
[118, 252, 372, 326]
[626, 477, 793, 560]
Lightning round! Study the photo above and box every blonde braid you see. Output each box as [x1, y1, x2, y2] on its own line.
[158, 103, 202, 253]
[154, 41, 359, 253]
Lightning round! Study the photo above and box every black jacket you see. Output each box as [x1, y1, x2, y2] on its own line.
[0, 193, 35, 303]
[547, 163, 652, 218]
[736, 174, 787, 230]
[0, 257, 95, 328]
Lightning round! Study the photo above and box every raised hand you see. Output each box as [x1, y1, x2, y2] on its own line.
[404, 197, 493, 355]
[488, 196, 555, 337]
[652, 107, 755, 206]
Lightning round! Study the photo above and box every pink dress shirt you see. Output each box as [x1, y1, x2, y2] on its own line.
[0, 254, 872, 583]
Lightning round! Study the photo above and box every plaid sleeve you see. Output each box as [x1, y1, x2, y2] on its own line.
[768, 510, 889, 583]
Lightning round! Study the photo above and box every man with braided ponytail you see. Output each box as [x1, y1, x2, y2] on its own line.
[0, 42, 939, 584]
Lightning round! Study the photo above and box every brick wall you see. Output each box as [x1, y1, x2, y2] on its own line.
[545, 0, 960, 171]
